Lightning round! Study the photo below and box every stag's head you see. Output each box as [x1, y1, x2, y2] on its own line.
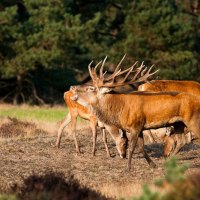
[116, 130, 128, 158]
[70, 55, 158, 106]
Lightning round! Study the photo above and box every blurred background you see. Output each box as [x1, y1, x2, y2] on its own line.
[0, 0, 200, 105]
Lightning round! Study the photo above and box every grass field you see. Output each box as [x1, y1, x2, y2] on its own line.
[0, 103, 68, 122]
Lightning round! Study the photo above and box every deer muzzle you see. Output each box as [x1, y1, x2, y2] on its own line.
[70, 94, 78, 101]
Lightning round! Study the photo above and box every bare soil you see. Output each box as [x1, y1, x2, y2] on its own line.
[0, 117, 199, 199]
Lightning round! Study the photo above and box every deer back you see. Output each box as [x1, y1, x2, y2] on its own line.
[138, 80, 200, 96]
[64, 91, 96, 120]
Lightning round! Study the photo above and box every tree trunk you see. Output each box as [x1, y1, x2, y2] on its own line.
[13, 75, 23, 105]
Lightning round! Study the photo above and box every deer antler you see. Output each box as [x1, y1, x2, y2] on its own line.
[88, 56, 159, 88]
[88, 55, 126, 87]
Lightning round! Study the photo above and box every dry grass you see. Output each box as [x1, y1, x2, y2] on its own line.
[99, 182, 143, 199]
[0, 116, 199, 199]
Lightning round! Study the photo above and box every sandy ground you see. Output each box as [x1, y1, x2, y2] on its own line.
[0, 117, 199, 199]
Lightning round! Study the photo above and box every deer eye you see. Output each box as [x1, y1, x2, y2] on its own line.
[87, 86, 96, 92]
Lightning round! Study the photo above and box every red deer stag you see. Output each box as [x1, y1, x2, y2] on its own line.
[55, 56, 128, 157]
[70, 57, 200, 171]
[138, 80, 200, 156]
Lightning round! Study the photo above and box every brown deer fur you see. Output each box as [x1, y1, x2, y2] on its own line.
[71, 87, 200, 170]
[138, 80, 200, 95]
[138, 80, 200, 156]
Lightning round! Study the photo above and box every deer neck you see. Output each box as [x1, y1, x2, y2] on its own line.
[90, 94, 124, 127]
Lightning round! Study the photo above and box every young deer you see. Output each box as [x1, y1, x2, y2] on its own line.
[55, 90, 128, 157]
[70, 57, 200, 171]
[55, 90, 107, 156]
[138, 80, 200, 156]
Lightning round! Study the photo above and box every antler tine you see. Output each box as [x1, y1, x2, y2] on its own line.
[117, 60, 138, 77]
[100, 56, 107, 79]
[103, 71, 107, 76]
[141, 67, 147, 76]
[88, 61, 94, 81]
[104, 55, 126, 82]
[114, 54, 126, 73]
[130, 62, 146, 81]
[117, 60, 139, 83]
[103, 61, 143, 87]
[121, 66, 134, 83]
[88, 60, 102, 83]
[132, 64, 159, 83]
[103, 62, 158, 88]
[94, 60, 103, 70]
[114, 61, 145, 84]
[114, 65, 136, 84]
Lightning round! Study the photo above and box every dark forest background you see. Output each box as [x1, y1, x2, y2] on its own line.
[0, 0, 200, 105]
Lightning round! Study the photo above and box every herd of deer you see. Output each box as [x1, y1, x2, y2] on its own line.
[54, 56, 200, 171]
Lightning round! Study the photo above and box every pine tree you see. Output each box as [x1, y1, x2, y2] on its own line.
[120, 0, 200, 80]
[0, 0, 103, 103]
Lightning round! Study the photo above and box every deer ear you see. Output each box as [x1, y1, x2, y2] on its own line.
[99, 87, 112, 94]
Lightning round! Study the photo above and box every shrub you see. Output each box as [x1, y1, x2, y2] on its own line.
[131, 157, 200, 200]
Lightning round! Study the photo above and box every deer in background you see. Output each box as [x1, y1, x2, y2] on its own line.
[55, 90, 110, 156]
[138, 80, 200, 156]
[55, 90, 129, 158]
[71, 57, 200, 171]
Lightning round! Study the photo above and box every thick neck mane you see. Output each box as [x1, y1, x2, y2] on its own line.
[91, 94, 124, 127]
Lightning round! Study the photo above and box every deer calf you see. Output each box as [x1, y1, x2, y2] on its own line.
[55, 90, 127, 157]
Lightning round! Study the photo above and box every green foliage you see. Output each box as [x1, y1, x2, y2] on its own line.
[121, 0, 200, 80]
[0, 194, 18, 200]
[163, 156, 188, 183]
[0, 0, 200, 103]
[131, 157, 191, 200]
[155, 156, 188, 186]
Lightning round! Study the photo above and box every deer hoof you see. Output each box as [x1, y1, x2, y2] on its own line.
[51, 143, 59, 148]
[150, 162, 156, 168]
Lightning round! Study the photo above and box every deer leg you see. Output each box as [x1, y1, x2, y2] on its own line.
[171, 134, 186, 156]
[186, 121, 200, 144]
[169, 122, 186, 156]
[104, 125, 127, 158]
[163, 135, 176, 157]
[71, 115, 80, 153]
[127, 131, 139, 171]
[101, 128, 111, 157]
[55, 113, 71, 147]
[90, 119, 97, 156]
[137, 133, 156, 168]
[145, 130, 155, 143]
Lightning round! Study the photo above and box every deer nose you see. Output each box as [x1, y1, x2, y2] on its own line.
[70, 85, 76, 91]
[70, 94, 78, 101]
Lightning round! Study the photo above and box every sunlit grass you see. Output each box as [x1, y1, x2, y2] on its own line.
[0, 104, 68, 122]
